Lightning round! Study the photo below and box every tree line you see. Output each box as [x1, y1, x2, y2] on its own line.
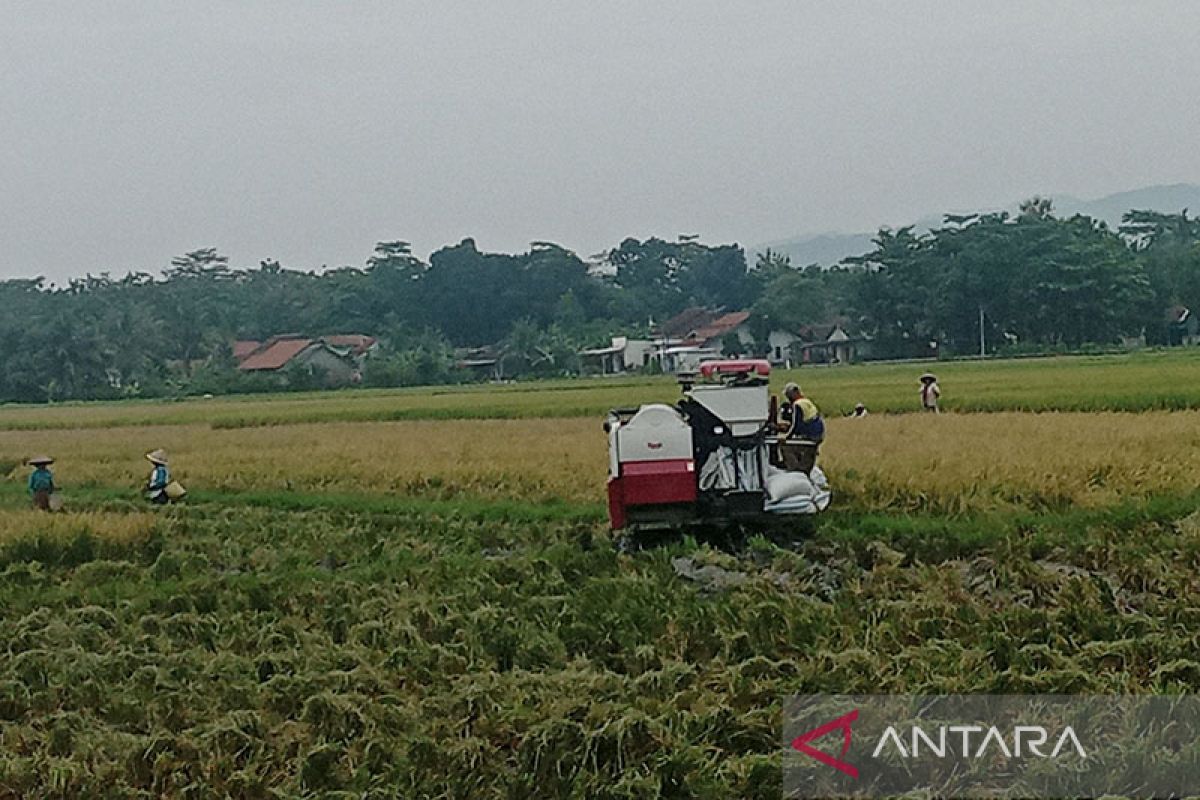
[0, 202, 1197, 402]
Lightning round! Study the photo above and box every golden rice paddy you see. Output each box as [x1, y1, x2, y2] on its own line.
[2, 410, 1198, 512]
[0, 510, 157, 544]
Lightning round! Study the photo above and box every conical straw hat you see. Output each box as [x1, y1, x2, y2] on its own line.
[145, 449, 169, 465]
[27, 455, 54, 466]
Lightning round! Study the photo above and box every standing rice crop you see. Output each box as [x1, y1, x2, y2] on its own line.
[4, 411, 1200, 512]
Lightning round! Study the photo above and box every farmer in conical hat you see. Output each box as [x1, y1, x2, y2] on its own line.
[27, 456, 55, 511]
[145, 449, 172, 505]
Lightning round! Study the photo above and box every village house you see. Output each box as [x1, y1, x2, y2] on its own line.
[764, 329, 799, 365]
[454, 346, 505, 381]
[792, 322, 860, 364]
[746, 320, 865, 366]
[649, 308, 754, 372]
[233, 334, 378, 386]
[579, 336, 654, 375]
[579, 308, 868, 376]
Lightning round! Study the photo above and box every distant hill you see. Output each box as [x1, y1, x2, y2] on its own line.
[1054, 183, 1200, 227]
[752, 231, 876, 268]
[753, 183, 1200, 267]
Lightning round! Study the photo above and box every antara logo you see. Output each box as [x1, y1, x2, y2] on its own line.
[791, 710, 1087, 778]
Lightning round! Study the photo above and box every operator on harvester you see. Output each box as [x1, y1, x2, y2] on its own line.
[777, 382, 824, 473]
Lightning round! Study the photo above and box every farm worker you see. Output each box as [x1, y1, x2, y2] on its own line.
[145, 449, 171, 504]
[850, 402, 868, 417]
[780, 382, 825, 442]
[919, 373, 941, 413]
[776, 383, 824, 474]
[27, 456, 55, 511]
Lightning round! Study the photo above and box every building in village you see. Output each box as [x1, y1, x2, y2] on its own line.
[791, 322, 860, 364]
[579, 336, 654, 375]
[582, 307, 868, 376]
[233, 334, 377, 386]
[454, 346, 505, 381]
[649, 308, 864, 369]
[649, 308, 753, 372]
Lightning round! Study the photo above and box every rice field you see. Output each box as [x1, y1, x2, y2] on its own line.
[4, 410, 1200, 512]
[0, 510, 158, 544]
[2, 350, 1200, 797]
[2, 348, 1200, 432]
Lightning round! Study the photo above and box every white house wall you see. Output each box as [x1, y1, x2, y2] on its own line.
[767, 330, 798, 364]
[622, 339, 653, 371]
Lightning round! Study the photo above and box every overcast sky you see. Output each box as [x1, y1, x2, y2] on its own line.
[2, 1, 1198, 282]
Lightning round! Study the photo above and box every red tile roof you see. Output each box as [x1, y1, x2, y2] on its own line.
[691, 310, 751, 344]
[657, 307, 719, 339]
[232, 340, 262, 362]
[238, 338, 314, 371]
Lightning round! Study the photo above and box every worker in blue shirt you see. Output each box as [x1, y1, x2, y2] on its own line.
[780, 382, 825, 442]
[776, 383, 825, 474]
[27, 456, 55, 510]
[145, 449, 171, 504]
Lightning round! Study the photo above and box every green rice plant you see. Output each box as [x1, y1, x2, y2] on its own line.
[0, 497, 1195, 796]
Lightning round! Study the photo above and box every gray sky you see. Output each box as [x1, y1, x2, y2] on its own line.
[3, 1, 1198, 281]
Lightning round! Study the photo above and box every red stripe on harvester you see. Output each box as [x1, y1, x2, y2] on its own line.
[621, 459, 693, 476]
[617, 458, 697, 506]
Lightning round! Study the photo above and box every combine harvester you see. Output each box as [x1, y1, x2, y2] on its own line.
[605, 359, 830, 535]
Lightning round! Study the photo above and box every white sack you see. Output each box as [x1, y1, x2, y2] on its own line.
[764, 464, 815, 503]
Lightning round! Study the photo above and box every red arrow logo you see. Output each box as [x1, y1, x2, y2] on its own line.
[791, 709, 859, 778]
